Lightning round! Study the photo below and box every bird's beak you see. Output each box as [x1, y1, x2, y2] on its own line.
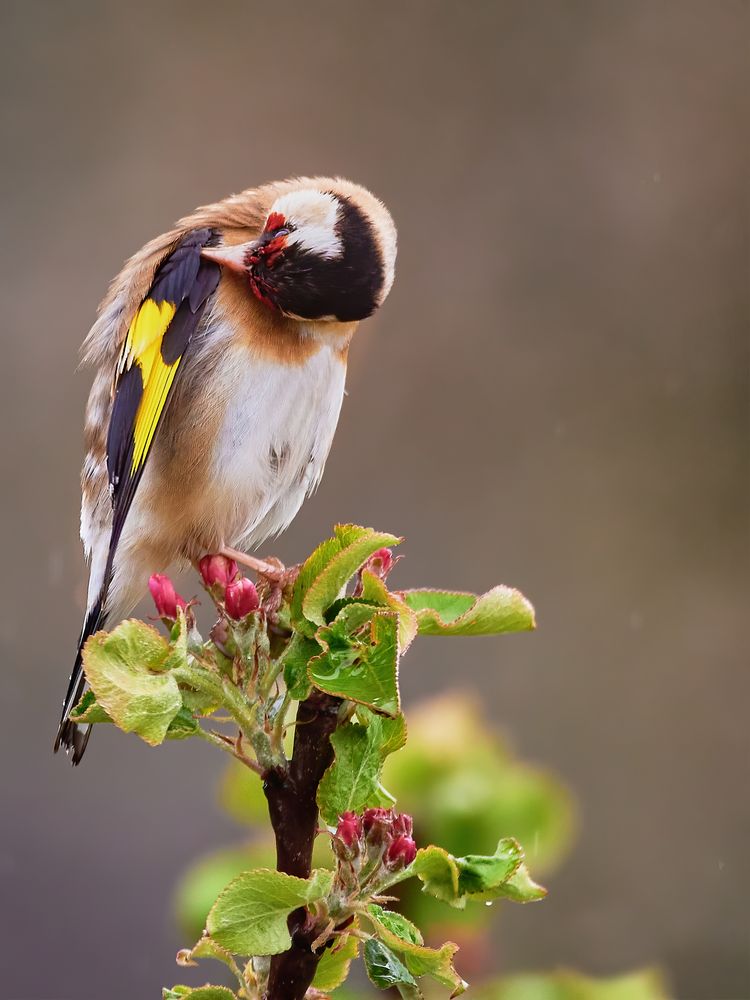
[200, 240, 260, 274]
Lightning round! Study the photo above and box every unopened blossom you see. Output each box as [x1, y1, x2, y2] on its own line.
[198, 553, 239, 591]
[148, 574, 187, 622]
[362, 547, 396, 581]
[385, 834, 417, 869]
[336, 811, 363, 848]
[225, 577, 260, 619]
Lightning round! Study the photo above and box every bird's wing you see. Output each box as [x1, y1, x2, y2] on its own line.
[106, 227, 221, 560]
[55, 228, 221, 762]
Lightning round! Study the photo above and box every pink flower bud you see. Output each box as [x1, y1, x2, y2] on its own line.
[333, 811, 363, 863]
[392, 812, 414, 838]
[362, 807, 394, 849]
[199, 553, 239, 591]
[363, 807, 392, 833]
[225, 577, 260, 619]
[336, 812, 363, 848]
[363, 547, 395, 581]
[385, 835, 417, 869]
[148, 573, 187, 622]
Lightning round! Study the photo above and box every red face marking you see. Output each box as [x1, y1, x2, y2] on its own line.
[264, 211, 286, 234]
[263, 234, 288, 269]
[246, 212, 291, 310]
[249, 272, 279, 311]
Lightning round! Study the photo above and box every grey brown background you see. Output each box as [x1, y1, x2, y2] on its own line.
[1, 1, 747, 998]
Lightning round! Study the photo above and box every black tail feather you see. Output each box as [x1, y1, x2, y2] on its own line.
[54, 598, 106, 765]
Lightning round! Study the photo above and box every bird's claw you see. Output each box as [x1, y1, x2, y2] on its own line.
[219, 547, 299, 620]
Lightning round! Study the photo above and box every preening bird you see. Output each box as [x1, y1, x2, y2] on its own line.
[55, 177, 397, 764]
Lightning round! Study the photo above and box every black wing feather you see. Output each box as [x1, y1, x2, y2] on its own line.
[106, 230, 220, 557]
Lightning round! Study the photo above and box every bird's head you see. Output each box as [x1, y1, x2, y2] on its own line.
[202, 182, 396, 323]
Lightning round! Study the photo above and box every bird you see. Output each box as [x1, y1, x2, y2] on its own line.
[54, 176, 397, 764]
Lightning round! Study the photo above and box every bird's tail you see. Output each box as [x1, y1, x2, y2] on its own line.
[54, 597, 107, 765]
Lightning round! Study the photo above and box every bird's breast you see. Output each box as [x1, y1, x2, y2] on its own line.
[201, 336, 347, 549]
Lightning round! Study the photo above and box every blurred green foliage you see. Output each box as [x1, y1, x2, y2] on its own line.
[472, 969, 668, 1000]
[173, 692, 665, 996]
[174, 691, 574, 962]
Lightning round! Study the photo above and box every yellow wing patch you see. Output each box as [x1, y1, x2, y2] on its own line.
[116, 298, 179, 474]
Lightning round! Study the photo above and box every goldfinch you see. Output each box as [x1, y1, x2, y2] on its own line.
[55, 177, 397, 763]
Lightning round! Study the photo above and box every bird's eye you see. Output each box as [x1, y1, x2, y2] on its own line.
[272, 227, 290, 239]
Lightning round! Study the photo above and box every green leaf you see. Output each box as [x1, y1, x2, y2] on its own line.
[165, 607, 191, 669]
[290, 534, 340, 630]
[395, 840, 545, 909]
[163, 988, 236, 1000]
[455, 839, 523, 895]
[293, 525, 401, 632]
[317, 714, 406, 826]
[82, 619, 182, 745]
[455, 839, 545, 903]
[367, 905, 466, 997]
[69, 689, 112, 725]
[177, 934, 238, 973]
[174, 846, 277, 939]
[166, 706, 201, 740]
[281, 632, 320, 700]
[403, 846, 460, 905]
[326, 600, 381, 632]
[368, 904, 423, 945]
[364, 938, 421, 999]
[368, 709, 408, 756]
[488, 861, 547, 903]
[178, 685, 221, 716]
[400, 587, 535, 636]
[308, 610, 400, 716]
[188, 991, 236, 1000]
[473, 968, 669, 1000]
[312, 925, 360, 991]
[206, 868, 333, 956]
[361, 570, 419, 651]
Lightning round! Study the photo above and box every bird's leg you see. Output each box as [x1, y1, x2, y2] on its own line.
[220, 545, 285, 581]
[220, 547, 302, 626]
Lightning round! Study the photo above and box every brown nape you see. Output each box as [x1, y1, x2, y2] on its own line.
[214, 269, 356, 366]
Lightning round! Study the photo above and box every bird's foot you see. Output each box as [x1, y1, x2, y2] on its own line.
[220, 546, 285, 581]
[219, 546, 300, 621]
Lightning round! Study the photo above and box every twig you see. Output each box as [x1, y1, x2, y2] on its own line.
[196, 727, 264, 775]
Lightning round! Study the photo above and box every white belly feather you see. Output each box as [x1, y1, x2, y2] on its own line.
[209, 341, 346, 550]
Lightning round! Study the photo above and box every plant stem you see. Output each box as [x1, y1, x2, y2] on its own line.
[271, 690, 292, 753]
[263, 689, 342, 1000]
[174, 661, 284, 772]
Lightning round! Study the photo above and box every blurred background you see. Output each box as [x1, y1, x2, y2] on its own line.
[0, 1, 747, 998]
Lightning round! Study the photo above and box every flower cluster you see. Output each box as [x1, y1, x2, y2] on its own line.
[148, 554, 259, 625]
[333, 807, 417, 883]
